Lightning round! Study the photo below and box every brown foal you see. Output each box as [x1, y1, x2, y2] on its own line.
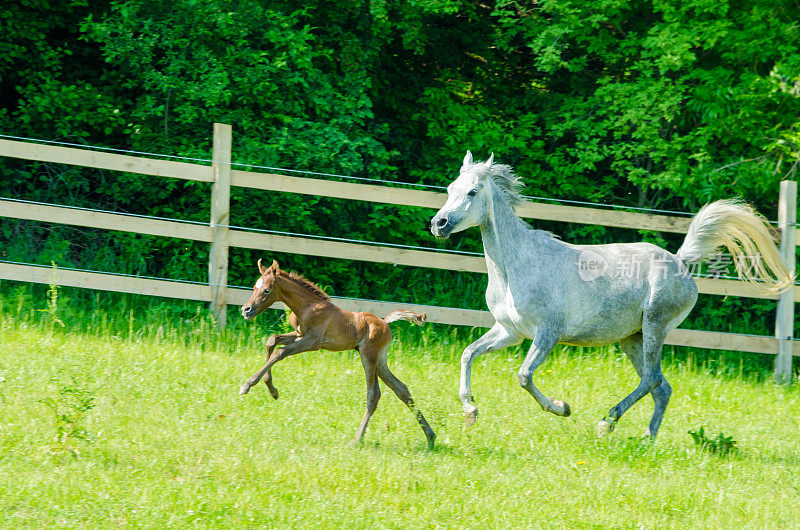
[239, 259, 436, 449]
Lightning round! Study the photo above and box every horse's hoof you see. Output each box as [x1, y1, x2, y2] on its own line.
[238, 385, 250, 396]
[597, 419, 615, 437]
[268, 387, 280, 400]
[553, 400, 571, 417]
[426, 432, 437, 451]
[463, 410, 478, 426]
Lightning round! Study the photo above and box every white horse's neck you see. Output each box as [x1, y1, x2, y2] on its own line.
[479, 185, 537, 278]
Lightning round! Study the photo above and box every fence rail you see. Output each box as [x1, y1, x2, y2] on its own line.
[0, 139, 214, 182]
[2, 198, 794, 299]
[7, 137, 800, 240]
[1, 127, 797, 380]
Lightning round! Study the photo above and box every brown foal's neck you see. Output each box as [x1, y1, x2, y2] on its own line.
[273, 272, 329, 315]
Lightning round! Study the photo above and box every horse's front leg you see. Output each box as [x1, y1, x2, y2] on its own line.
[239, 333, 321, 396]
[262, 332, 301, 399]
[517, 331, 570, 416]
[459, 323, 522, 425]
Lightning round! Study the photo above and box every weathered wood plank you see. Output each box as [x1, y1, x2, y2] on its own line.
[209, 124, 232, 327]
[665, 328, 788, 355]
[515, 201, 692, 233]
[227, 289, 496, 327]
[0, 199, 211, 241]
[774, 180, 797, 383]
[0, 139, 214, 182]
[227, 230, 487, 273]
[693, 277, 784, 300]
[0, 262, 211, 302]
[230, 170, 692, 233]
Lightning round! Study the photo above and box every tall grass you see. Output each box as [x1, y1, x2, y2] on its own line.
[1, 282, 799, 527]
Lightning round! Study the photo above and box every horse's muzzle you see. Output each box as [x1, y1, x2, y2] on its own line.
[430, 215, 453, 238]
[241, 305, 257, 319]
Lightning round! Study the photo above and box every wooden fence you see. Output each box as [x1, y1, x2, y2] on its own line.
[0, 124, 797, 381]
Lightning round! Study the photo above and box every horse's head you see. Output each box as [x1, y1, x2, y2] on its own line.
[241, 259, 281, 319]
[430, 150, 496, 239]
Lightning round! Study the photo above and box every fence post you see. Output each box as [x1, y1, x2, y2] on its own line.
[209, 123, 232, 328]
[775, 180, 797, 384]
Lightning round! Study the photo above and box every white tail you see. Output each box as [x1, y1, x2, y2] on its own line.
[384, 309, 427, 326]
[676, 199, 793, 293]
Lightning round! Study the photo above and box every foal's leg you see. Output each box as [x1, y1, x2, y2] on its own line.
[262, 332, 300, 399]
[459, 323, 522, 424]
[352, 343, 381, 445]
[376, 350, 436, 449]
[239, 333, 320, 396]
[517, 331, 570, 417]
[598, 318, 668, 437]
[617, 333, 672, 439]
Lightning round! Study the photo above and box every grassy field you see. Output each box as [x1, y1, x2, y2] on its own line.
[1, 289, 800, 528]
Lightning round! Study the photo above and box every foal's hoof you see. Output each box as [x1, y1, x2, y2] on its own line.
[597, 419, 615, 437]
[426, 433, 437, 451]
[553, 400, 571, 417]
[268, 386, 280, 400]
[238, 384, 251, 396]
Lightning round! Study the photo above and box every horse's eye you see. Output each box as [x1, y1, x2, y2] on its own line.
[467, 189, 478, 197]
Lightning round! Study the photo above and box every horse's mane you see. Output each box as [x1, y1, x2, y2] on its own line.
[481, 160, 555, 237]
[280, 270, 330, 301]
[486, 162, 524, 207]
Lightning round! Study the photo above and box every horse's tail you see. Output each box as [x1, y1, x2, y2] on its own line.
[384, 309, 427, 326]
[676, 198, 793, 293]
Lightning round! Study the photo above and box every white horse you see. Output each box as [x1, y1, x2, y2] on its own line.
[430, 151, 791, 439]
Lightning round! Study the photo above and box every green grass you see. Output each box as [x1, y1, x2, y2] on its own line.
[1, 287, 800, 528]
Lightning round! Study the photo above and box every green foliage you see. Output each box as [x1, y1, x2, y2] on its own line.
[0, 0, 798, 340]
[689, 426, 739, 456]
[40, 263, 65, 329]
[39, 377, 97, 456]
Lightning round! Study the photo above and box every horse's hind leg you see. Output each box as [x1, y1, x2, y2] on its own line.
[518, 331, 570, 417]
[352, 343, 381, 445]
[598, 318, 669, 437]
[376, 350, 436, 450]
[618, 333, 672, 439]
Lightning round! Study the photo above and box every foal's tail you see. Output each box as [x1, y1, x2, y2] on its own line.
[676, 199, 793, 293]
[384, 309, 427, 326]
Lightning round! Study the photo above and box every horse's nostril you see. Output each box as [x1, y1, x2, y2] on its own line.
[243, 306, 251, 313]
[436, 217, 448, 228]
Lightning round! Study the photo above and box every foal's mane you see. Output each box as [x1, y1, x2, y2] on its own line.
[485, 162, 525, 207]
[279, 270, 330, 301]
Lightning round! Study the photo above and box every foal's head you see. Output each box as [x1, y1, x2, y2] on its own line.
[430, 151, 522, 238]
[241, 259, 282, 319]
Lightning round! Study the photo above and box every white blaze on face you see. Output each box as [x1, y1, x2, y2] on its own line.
[255, 277, 264, 290]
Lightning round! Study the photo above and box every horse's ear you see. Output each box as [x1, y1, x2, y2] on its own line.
[257, 259, 267, 275]
[484, 152, 494, 168]
[271, 260, 281, 273]
[463, 150, 473, 166]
